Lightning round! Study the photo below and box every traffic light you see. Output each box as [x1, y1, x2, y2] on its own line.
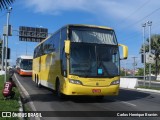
[7, 48, 10, 59]
[141, 54, 144, 63]
[3, 47, 10, 59]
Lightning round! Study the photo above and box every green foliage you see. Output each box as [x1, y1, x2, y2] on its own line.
[145, 63, 156, 74]
[136, 68, 144, 76]
[140, 34, 160, 76]
[0, 75, 20, 120]
[137, 63, 155, 76]
[120, 69, 125, 76]
[120, 69, 131, 76]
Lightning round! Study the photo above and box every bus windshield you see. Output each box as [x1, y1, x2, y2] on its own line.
[70, 42, 120, 77]
[70, 27, 117, 45]
[20, 59, 32, 70]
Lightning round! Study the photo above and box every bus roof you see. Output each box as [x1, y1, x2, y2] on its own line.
[67, 24, 113, 30]
[35, 24, 113, 48]
[18, 55, 33, 59]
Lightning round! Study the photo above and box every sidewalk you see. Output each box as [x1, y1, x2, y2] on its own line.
[136, 88, 160, 94]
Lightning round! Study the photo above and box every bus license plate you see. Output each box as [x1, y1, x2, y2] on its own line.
[92, 89, 101, 93]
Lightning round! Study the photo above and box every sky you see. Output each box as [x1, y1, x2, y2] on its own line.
[0, 0, 160, 70]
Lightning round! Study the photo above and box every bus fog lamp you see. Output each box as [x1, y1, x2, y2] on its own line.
[69, 79, 82, 85]
[110, 80, 120, 85]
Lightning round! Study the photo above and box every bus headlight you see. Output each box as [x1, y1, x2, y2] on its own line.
[69, 79, 83, 85]
[110, 80, 120, 85]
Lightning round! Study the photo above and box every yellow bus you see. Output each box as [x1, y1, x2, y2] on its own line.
[32, 24, 128, 99]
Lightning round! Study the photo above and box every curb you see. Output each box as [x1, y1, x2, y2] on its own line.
[13, 74, 25, 120]
[13, 73, 41, 120]
[18, 97, 24, 120]
[19, 99, 23, 112]
[121, 87, 160, 94]
[14, 73, 37, 111]
[136, 88, 160, 93]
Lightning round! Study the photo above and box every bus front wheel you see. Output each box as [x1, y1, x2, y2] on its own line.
[56, 80, 64, 99]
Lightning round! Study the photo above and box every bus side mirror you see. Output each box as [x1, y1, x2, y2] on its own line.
[118, 44, 128, 60]
[65, 40, 70, 54]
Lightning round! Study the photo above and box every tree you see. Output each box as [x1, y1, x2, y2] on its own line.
[120, 69, 125, 76]
[0, 39, 2, 59]
[120, 69, 131, 76]
[140, 34, 160, 76]
[136, 68, 144, 76]
[0, 0, 15, 10]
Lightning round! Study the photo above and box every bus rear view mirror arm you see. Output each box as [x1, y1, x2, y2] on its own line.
[118, 44, 128, 60]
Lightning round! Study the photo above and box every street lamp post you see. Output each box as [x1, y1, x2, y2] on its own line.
[147, 21, 152, 87]
[4, 7, 12, 82]
[1, 35, 5, 71]
[125, 61, 127, 76]
[142, 23, 146, 86]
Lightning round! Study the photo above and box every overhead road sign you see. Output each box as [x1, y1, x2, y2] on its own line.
[19, 26, 48, 42]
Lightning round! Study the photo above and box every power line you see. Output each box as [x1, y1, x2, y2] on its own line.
[119, 20, 160, 41]
[117, 6, 160, 33]
[122, 33, 141, 41]
[117, 0, 151, 26]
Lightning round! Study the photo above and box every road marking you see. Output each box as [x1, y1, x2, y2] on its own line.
[14, 73, 41, 120]
[121, 101, 137, 107]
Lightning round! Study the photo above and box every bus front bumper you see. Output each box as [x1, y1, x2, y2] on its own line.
[62, 83, 119, 96]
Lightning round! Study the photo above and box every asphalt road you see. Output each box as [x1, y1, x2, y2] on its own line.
[13, 73, 160, 120]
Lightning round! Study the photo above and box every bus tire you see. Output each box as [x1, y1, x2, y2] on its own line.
[37, 76, 41, 88]
[35, 75, 37, 86]
[56, 80, 64, 99]
[35, 75, 36, 82]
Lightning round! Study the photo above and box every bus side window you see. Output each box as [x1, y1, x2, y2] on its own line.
[34, 46, 40, 58]
[53, 32, 60, 52]
[39, 44, 44, 56]
[61, 28, 67, 76]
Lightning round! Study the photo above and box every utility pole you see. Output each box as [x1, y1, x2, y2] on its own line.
[142, 23, 146, 86]
[1, 36, 5, 71]
[147, 21, 152, 87]
[132, 57, 137, 76]
[125, 61, 127, 76]
[4, 7, 12, 83]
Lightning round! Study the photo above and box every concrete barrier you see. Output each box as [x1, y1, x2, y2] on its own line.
[120, 78, 138, 89]
[120, 78, 129, 88]
[156, 75, 160, 80]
